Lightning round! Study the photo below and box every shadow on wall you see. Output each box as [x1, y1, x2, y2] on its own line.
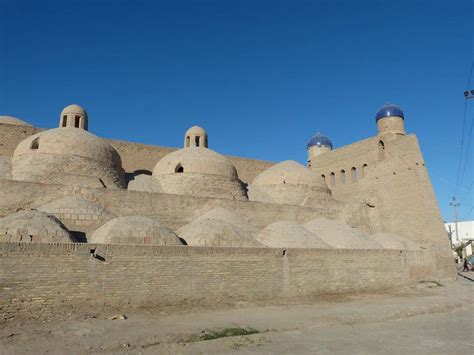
[125, 169, 152, 184]
[70, 231, 87, 243]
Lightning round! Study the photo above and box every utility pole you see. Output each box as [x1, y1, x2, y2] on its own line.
[450, 196, 460, 245]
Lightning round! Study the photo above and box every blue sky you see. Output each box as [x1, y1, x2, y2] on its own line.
[1, 0, 473, 221]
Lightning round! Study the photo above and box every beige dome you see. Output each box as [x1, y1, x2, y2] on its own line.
[177, 218, 263, 247]
[192, 207, 260, 236]
[89, 216, 183, 245]
[59, 104, 88, 130]
[38, 195, 115, 222]
[253, 160, 326, 187]
[12, 127, 125, 188]
[304, 217, 381, 249]
[153, 147, 237, 178]
[60, 104, 86, 116]
[249, 160, 331, 206]
[152, 148, 247, 200]
[0, 210, 73, 243]
[366, 233, 420, 250]
[256, 220, 332, 249]
[184, 126, 208, 148]
[185, 126, 207, 136]
[0, 115, 32, 126]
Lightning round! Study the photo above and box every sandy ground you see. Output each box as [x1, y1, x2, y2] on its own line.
[1, 276, 472, 354]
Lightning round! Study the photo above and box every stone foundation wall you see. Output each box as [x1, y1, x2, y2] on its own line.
[0, 242, 441, 316]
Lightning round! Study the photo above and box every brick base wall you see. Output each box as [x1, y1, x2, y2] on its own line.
[0, 242, 443, 316]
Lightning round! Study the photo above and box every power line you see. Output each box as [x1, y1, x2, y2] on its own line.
[462, 206, 473, 220]
[455, 62, 474, 196]
[459, 102, 474, 190]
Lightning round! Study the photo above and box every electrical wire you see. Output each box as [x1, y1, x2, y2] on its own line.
[454, 62, 474, 196]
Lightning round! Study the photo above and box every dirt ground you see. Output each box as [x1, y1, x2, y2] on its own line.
[1, 276, 472, 354]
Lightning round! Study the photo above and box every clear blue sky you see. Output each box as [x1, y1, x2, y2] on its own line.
[1, 0, 473, 222]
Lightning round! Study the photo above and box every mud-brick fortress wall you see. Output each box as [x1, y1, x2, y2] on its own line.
[0, 243, 437, 316]
[310, 134, 452, 263]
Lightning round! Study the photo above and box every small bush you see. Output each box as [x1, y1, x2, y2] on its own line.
[185, 327, 260, 342]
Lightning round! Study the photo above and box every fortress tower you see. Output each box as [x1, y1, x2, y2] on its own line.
[306, 132, 333, 168]
[376, 102, 406, 137]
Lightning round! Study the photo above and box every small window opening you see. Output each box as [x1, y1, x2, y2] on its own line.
[30, 137, 39, 150]
[362, 164, 368, 178]
[378, 140, 385, 160]
[175, 164, 184, 173]
[186, 136, 190, 147]
[330, 172, 336, 186]
[340, 170, 346, 185]
[75, 115, 81, 128]
[351, 167, 358, 182]
[62, 115, 67, 127]
[195, 136, 200, 147]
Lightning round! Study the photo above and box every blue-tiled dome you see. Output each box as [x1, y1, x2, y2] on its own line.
[307, 132, 333, 150]
[376, 103, 404, 122]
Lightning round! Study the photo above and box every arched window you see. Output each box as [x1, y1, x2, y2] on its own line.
[362, 164, 368, 178]
[195, 136, 200, 146]
[321, 174, 325, 183]
[175, 164, 184, 173]
[351, 167, 358, 182]
[340, 170, 346, 184]
[186, 136, 190, 148]
[330, 172, 336, 186]
[75, 115, 81, 128]
[62, 115, 67, 127]
[30, 137, 39, 150]
[378, 140, 385, 160]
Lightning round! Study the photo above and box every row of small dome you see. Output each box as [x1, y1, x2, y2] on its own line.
[0, 208, 419, 250]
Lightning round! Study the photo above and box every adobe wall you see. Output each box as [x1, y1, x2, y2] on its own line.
[311, 134, 455, 278]
[0, 123, 41, 156]
[0, 123, 274, 184]
[0, 242, 440, 317]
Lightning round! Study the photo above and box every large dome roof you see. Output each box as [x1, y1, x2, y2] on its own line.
[177, 218, 263, 247]
[0, 210, 74, 243]
[304, 217, 381, 249]
[253, 160, 326, 187]
[12, 127, 125, 188]
[0, 115, 32, 126]
[375, 103, 404, 122]
[38, 195, 115, 222]
[366, 233, 420, 250]
[13, 128, 122, 167]
[153, 147, 238, 178]
[256, 220, 332, 249]
[90, 216, 183, 245]
[307, 132, 332, 149]
[178, 207, 261, 247]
